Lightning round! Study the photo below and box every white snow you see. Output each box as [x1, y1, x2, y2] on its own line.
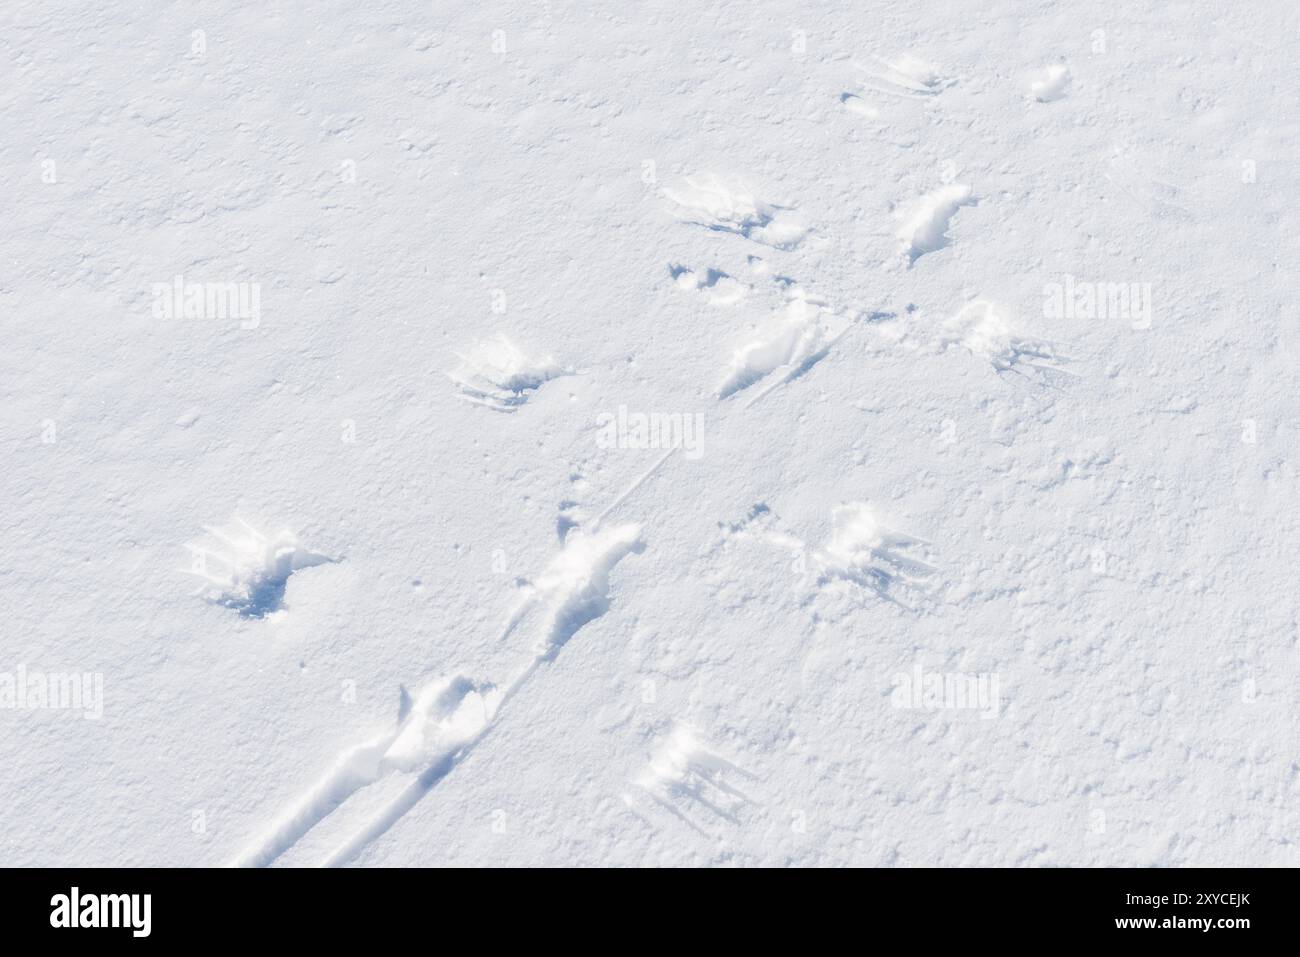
[897, 183, 976, 263]
[2, 1, 1297, 869]
[1029, 63, 1072, 103]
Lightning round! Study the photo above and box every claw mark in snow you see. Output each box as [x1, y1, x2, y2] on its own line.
[447, 334, 570, 412]
[897, 184, 975, 263]
[183, 519, 334, 618]
[664, 174, 808, 250]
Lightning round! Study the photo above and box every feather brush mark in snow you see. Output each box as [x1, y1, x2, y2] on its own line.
[814, 502, 936, 608]
[716, 502, 936, 611]
[183, 519, 335, 618]
[447, 334, 571, 412]
[938, 299, 1076, 389]
[623, 724, 758, 834]
[663, 174, 809, 250]
[852, 54, 956, 100]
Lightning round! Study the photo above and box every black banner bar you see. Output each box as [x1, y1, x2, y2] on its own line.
[0, 867, 1285, 945]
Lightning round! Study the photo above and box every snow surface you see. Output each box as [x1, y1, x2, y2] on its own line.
[2, 1, 1298, 867]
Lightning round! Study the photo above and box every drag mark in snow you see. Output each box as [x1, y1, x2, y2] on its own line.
[229, 525, 644, 867]
[590, 446, 678, 530]
[183, 519, 335, 619]
[447, 334, 570, 412]
[664, 174, 808, 250]
[229, 675, 492, 868]
[321, 523, 644, 866]
[897, 184, 976, 263]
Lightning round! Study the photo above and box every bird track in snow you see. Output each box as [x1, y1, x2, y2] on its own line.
[183, 519, 335, 619]
[718, 502, 937, 611]
[937, 299, 1077, 390]
[851, 54, 956, 100]
[896, 184, 976, 264]
[668, 263, 748, 305]
[623, 724, 758, 834]
[234, 96, 1030, 868]
[663, 174, 809, 250]
[231, 520, 645, 867]
[447, 334, 571, 412]
[716, 289, 857, 406]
